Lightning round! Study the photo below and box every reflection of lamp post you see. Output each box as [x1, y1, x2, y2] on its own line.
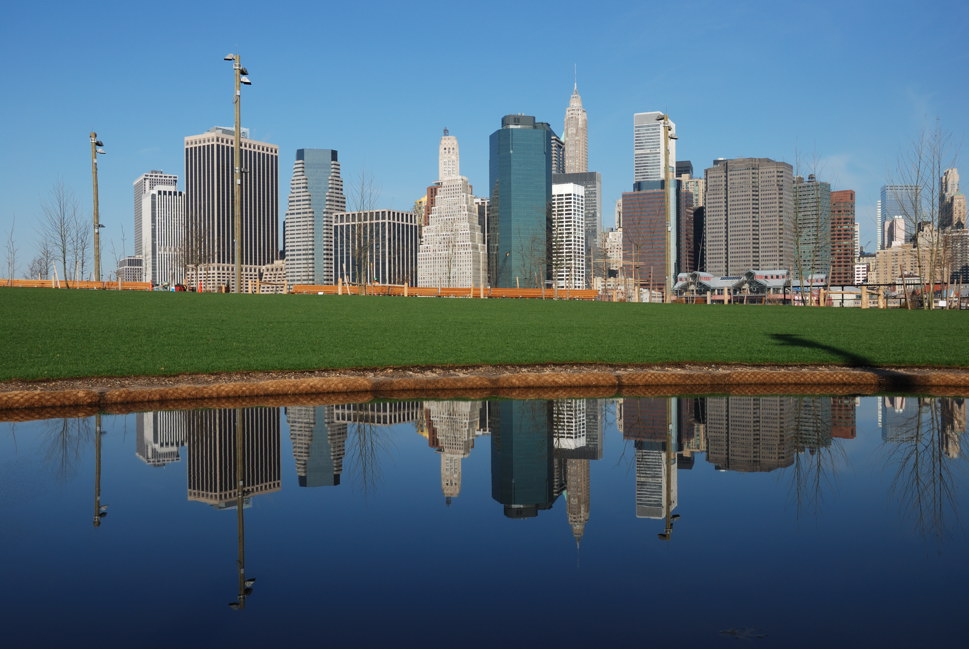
[89, 133, 107, 282]
[229, 408, 255, 609]
[655, 115, 678, 304]
[223, 54, 251, 294]
[657, 399, 680, 541]
[92, 413, 108, 527]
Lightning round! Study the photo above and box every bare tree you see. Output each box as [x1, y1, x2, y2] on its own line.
[27, 240, 54, 279]
[889, 125, 955, 309]
[41, 182, 83, 287]
[5, 215, 16, 282]
[345, 170, 381, 291]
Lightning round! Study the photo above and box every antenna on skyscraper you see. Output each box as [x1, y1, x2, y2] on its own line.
[573, 63, 577, 91]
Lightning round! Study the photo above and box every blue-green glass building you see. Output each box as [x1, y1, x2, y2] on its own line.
[489, 115, 554, 288]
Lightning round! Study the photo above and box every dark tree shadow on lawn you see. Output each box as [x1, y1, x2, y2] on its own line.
[769, 333, 916, 392]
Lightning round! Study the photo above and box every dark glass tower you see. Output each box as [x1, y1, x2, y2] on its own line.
[488, 115, 554, 288]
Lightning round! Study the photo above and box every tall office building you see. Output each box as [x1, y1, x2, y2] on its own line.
[941, 168, 967, 230]
[333, 209, 419, 285]
[704, 158, 794, 276]
[793, 174, 832, 279]
[139, 186, 185, 286]
[633, 111, 676, 183]
[563, 83, 588, 173]
[550, 134, 565, 174]
[553, 171, 602, 288]
[830, 190, 856, 285]
[621, 180, 695, 294]
[884, 216, 906, 248]
[878, 185, 920, 249]
[184, 126, 279, 290]
[133, 171, 178, 257]
[284, 149, 346, 286]
[417, 130, 487, 288]
[489, 115, 554, 288]
[550, 182, 586, 289]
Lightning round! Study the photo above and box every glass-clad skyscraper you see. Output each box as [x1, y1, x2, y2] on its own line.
[284, 149, 346, 286]
[489, 115, 553, 288]
[879, 184, 920, 249]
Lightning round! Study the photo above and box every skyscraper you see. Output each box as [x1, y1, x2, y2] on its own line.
[333, 209, 419, 285]
[941, 168, 967, 230]
[633, 111, 676, 183]
[133, 170, 178, 258]
[140, 186, 185, 287]
[283, 149, 346, 286]
[830, 190, 856, 285]
[621, 180, 694, 295]
[550, 182, 586, 290]
[704, 158, 794, 276]
[563, 83, 588, 173]
[793, 174, 832, 279]
[879, 185, 920, 249]
[184, 126, 279, 290]
[417, 130, 487, 288]
[489, 115, 554, 288]
[553, 171, 602, 288]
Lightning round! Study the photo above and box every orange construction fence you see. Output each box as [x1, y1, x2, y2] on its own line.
[291, 283, 599, 300]
[1, 278, 152, 291]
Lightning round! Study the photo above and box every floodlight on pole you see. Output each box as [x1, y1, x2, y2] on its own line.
[90, 132, 106, 282]
[223, 53, 249, 293]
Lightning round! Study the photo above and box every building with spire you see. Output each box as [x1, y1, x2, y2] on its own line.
[563, 82, 588, 173]
[417, 130, 487, 288]
[284, 149, 346, 286]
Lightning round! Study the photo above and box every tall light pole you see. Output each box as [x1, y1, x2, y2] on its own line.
[224, 54, 251, 294]
[656, 115, 677, 303]
[90, 133, 106, 282]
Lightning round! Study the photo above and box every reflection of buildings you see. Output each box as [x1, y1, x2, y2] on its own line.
[881, 396, 917, 443]
[333, 402, 420, 426]
[941, 398, 966, 459]
[705, 397, 796, 472]
[186, 408, 281, 508]
[286, 406, 348, 487]
[491, 400, 556, 518]
[553, 400, 603, 542]
[619, 398, 680, 519]
[424, 401, 482, 502]
[136, 411, 187, 466]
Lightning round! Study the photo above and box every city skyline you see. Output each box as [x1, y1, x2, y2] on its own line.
[2, 1, 966, 276]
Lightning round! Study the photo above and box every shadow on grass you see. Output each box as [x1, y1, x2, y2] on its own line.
[769, 333, 915, 392]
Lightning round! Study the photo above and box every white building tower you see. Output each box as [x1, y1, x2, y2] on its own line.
[633, 111, 676, 183]
[140, 186, 185, 287]
[417, 130, 487, 288]
[551, 183, 586, 289]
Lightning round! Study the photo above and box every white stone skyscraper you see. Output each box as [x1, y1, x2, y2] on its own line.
[633, 111, 676, 183]
[564, 83, 588, 173]
[417, 130, 487, 288]
[551, 183, 586, 289]
[284, 149, 346, 286]
[140, 186, 185, 286]
[133, 170, 178, 258]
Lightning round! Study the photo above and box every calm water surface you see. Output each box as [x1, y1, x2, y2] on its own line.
[1, 396, 967, 648]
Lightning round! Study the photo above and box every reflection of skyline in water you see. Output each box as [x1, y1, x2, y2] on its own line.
[117, 396, 969, 539]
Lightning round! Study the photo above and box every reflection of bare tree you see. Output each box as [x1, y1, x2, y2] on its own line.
[43, 417, 93, 481]
[787, 397, 847, 518]
[886, 398, 965, 540]
[346, 421, 394, 496]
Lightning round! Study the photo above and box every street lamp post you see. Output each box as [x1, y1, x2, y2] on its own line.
[224, 54, 251, 294]
[655, 115, 678, 304]
[89, 133, 106, 282]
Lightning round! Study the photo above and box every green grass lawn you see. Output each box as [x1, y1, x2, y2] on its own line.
[0, 287, 965, 380]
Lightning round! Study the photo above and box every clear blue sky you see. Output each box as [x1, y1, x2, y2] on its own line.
[1, 0, 966, 275]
